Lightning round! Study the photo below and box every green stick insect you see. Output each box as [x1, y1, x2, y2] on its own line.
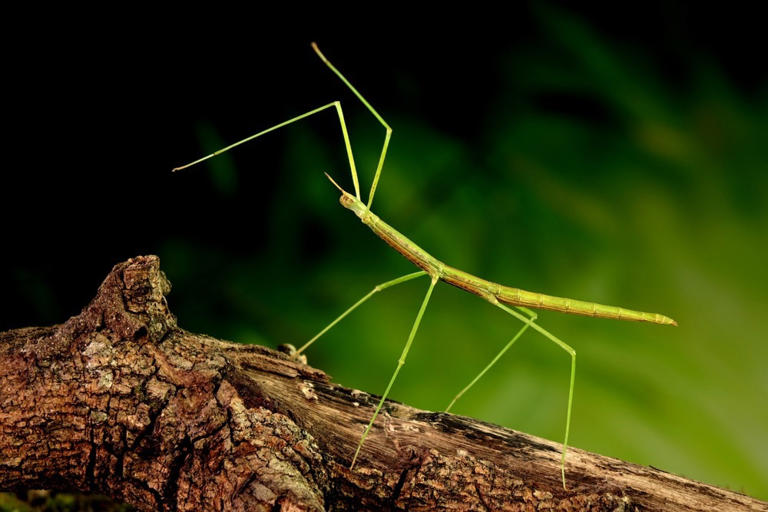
[174, 42, 677, 489]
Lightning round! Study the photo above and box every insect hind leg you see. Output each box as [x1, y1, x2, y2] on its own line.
[494, 301, 576, 491]
[445, 306, 537, 412]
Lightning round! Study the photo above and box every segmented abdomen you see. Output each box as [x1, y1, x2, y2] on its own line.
[496, 285, 677, 325]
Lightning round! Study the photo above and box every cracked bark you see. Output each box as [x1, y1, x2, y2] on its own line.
[0, 256, 765, 511]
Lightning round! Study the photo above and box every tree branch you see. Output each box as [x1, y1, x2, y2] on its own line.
[0, 256, 764, 511]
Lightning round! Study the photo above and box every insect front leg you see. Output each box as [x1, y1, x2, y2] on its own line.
[312, 42, 391, 209]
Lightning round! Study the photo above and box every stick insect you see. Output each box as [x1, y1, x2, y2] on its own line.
[173, 42, 677, 489]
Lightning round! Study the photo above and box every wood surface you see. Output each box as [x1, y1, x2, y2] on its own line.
[0, 256, 764, 511]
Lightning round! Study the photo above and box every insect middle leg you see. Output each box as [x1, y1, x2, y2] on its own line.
[351, 276, 438, 468]
[295, 271, 428, 356]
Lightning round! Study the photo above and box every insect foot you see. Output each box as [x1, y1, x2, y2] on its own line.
[278, 343, 308, 365]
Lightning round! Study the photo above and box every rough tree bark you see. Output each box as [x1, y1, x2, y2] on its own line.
[0, 256, 764, 511]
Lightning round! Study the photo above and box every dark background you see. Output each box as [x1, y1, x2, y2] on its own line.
[2, 3, 766, 500]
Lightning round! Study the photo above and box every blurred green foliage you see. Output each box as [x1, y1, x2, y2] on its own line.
[156, 9, 767, 500]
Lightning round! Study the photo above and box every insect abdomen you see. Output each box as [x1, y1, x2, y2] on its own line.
[497, 286, 677, 325]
